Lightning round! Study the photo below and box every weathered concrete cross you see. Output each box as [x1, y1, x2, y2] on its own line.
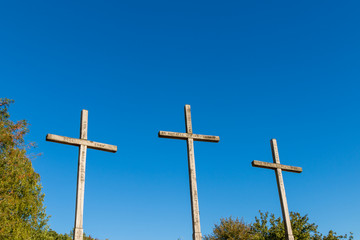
[252, 139, 302, 240]
[46, 110, 117, 240]
[158, 105, 219, 240]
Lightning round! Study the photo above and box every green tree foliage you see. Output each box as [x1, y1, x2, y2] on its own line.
[46, 230, 106, 240]
[0, 98, 49, 239]
[251, 211, 353, 240]
[47, 229, 72, 240]
[251, 211, 320, 239]
[204, 217, 253, 240]
[205, 211, 353, 240]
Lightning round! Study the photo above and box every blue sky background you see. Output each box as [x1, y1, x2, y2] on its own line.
[1, 1, 360, 239]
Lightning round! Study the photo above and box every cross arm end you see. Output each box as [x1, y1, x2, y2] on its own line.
[158, 131, 187, 140]
[46, 134, 60, 142]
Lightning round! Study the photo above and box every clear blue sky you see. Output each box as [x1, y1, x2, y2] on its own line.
[1, 1, 360, 239]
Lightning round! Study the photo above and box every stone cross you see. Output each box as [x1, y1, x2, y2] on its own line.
[158, 105, 219, 240]
[46, 110, 117, 240]
[252, 139, 302, 240]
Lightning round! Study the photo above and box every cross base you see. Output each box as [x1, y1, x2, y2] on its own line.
[193, 232, 202, 240]
[287, 234, 295, 240]
[74, 227, 83, 240]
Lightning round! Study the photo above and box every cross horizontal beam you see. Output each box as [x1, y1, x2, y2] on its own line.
[46, 134, 117, 153]
[252, 160, 302, 173]
[158, 131, 220, 142]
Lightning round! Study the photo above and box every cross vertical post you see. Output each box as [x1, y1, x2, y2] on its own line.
[46, 110, 117, 240]
[159, 105, 219, 240]
[74, 110, 88, 240]
[252, 139, 302, 240]
[271, 139, 294, 240]
[185, 105, 201, 240]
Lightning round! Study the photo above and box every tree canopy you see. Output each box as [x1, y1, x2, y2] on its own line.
[0, 98, 49, 239]
[205, 211, 353, 240]
[203, 217, 252, 240]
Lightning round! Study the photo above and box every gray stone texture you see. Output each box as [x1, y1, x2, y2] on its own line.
[159, 105, 219, 240]
[46, 110, 117, 240]
[252, 139, 302, 240]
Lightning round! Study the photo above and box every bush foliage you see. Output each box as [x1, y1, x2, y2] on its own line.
[205, 211, 353, 240]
